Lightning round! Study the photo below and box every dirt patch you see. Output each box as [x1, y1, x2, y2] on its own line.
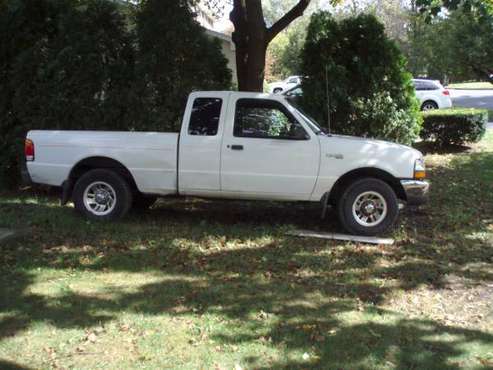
[387, 263, 493, 330]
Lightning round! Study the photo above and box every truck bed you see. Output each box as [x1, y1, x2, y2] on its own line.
[27, 130, 179, 195]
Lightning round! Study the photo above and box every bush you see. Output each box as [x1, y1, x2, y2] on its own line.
[351, 92, 422, 144]
[420, 108, 487, 146]
[301, 13, 422, 145]
[0, 0, 136, 189]
[0, 0, 231, 189]
[135, 0, 232, 132]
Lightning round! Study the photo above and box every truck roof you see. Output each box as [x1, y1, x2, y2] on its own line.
[190, 91, 285, 99]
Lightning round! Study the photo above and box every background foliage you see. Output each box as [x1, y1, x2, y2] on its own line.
[266, 0, 493, 84]
[0, 0, 231, 188]
[300, 12, 422, 145]
[407, 5, 493, 82]
[266, 17, 308, 81]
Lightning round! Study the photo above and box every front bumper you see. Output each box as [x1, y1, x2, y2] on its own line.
[400, 180, 430, 206]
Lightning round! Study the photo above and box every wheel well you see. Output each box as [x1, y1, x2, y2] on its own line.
[68, 157, 138, 191]
[328, 168, 406, 204]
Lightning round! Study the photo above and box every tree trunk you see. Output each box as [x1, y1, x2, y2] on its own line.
[230, 0, 311, 92]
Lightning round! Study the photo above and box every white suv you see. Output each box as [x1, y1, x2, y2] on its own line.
[269, 76, 302, 94]
[412, 79, 453, 110]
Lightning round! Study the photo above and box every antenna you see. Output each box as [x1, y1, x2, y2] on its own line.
[325, 66, 331, 134]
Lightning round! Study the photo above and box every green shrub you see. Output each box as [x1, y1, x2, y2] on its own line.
[420, 108, 487, 146]
[351, 92, 422, 144]
[135, 0, 231, 132]
[301, 13, 422, 145]
[0, 0, 231, 189]
[0, 0, 136, 189]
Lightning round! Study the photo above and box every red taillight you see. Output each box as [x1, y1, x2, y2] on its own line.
[442, 89, 450, 96]
[25, 139, 35, 161]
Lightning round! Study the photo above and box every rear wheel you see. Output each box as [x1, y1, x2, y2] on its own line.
[421, 100, 438, 111]
[336, 178, 399, 236]
[73, 169, 132, 221]
[273, 88, 283, 94]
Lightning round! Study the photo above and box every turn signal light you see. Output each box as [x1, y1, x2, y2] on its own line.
[414, 170, 426, 180]
[25, 139, 35, 161]
[414, 158, 426, 180]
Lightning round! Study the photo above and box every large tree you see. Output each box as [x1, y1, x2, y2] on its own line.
[228, 0, 314, 91]
[415, 0, 493, 81]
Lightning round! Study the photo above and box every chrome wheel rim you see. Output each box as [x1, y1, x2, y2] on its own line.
[83, 181, 116, 216]
[352, 191, 387, 227]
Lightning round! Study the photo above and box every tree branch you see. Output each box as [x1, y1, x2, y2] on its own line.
[266, 0, 311, 42]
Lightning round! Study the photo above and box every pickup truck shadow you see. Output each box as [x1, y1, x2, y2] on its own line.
[138, 197, 340, 231]
[1, 150, 492, 368]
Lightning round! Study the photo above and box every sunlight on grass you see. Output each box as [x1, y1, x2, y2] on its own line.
[448, 81, 493, 90]
[1, 133, 493, 369]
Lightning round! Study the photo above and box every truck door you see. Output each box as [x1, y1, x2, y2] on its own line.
[220, 97, 320, 200]
[178, 93, 228, 195]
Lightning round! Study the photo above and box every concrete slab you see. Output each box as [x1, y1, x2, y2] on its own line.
[287, 229, 394, 245]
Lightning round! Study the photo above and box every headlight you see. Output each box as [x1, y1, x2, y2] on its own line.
[414, 158, 426, 180]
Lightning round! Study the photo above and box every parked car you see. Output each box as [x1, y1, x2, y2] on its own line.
[269, 75, 302, 94]
[25, 91, 429, 236]
[412, 78, 452, 110]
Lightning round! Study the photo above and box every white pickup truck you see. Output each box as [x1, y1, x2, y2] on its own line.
[25, 91, 429, 235]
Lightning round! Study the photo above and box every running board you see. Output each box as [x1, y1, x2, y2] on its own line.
[287, 229, 394, 245]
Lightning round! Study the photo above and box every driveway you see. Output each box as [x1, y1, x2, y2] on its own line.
[449, 89, 493, 110]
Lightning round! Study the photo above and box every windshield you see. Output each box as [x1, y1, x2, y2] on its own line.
[287, 102, 325, 135]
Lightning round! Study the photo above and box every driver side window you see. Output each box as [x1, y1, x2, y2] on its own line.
[234, 99, 308, 140]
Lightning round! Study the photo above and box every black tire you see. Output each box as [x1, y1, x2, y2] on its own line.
[132, 193, 157, 211]
[73, 169, 133, 221]
[336, 178, 399, 236]
[273, 88, 283, 94]
[421, 100, 438, 111]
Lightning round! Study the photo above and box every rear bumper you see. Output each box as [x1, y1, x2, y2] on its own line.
[400, 180, 430, 206]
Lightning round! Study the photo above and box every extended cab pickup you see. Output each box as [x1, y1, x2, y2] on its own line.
[26, 91, 429, 235]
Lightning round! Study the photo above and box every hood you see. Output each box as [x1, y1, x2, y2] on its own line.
[318, 134, 423, 179]
[325, 134, 422, 158]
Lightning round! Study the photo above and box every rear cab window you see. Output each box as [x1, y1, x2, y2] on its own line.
[188, 98, 223, 136]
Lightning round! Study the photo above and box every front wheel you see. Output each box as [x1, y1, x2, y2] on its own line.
[73, 169, 133, 221]
[337, 178, 399, 236]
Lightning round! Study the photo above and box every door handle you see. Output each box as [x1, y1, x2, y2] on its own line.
[230, 145, 244, 151]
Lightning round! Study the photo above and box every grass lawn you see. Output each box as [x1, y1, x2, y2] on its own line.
[448, 82, 493, 90]
[1, 133, 493, 369]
